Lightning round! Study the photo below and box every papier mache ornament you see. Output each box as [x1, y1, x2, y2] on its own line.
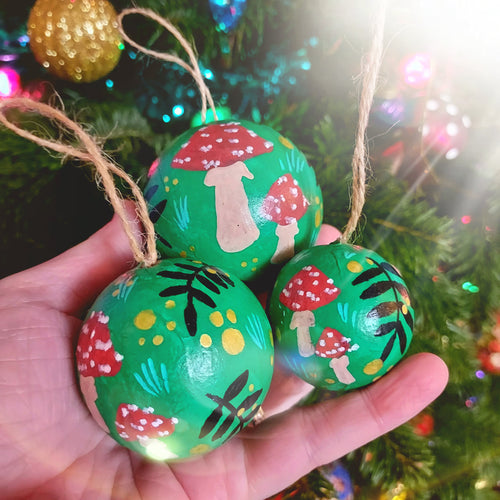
[269, 243, 414, 392]
[145, 119, 323, 284]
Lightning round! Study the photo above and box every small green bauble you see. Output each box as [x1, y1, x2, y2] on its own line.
[144, 120, 323, 285]
[269, 243, 414, 392]
[76, 259, 274, 461]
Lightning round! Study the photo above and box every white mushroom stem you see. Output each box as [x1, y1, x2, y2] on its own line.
[290, 310, 316, 357]
[79, 375, 110, 433]
[271, 222, 299, 264]
[329, 356, 356, 385]
[204, 161, 260, 253]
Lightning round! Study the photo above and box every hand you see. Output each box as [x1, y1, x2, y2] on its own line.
[0, 207, 448, 500]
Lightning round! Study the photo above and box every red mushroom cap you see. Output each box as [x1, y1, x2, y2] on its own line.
[279, 265, 341, 312]
[171, 122, 273, 171]
[76, 311, 123, 377]
[261, 173, 309, 225]
[315, 328, 351, 358]
[115, 403, 177, 442]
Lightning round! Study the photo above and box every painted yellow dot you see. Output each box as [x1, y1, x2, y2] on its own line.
[138, 337, 146, 346]
[179, 250, 187, 258]
[366, 258, 374, 265]
[241, 261, 248, 268]
[164, 176, 169, 183]
[347, 260, 363, 273]
[325, 378, 336, 384]
[200, 334, 212, 348]
[279, 135, 294, 149]
[193, 260, 203, 264]
[315, 209, 322, 228]
[363, 359, 384, 375]
[402, 304, 408, 315]
[251, 267, 257, 272]
[315, 196, 321, 204]
[165, 186, 170, 193]
[222, 328, 245, 355]
[190, 443, 211, 455]
[189, 245, 195, 252]
[249, 384, 255, 391]
[226, 309, 237, 323]
[172, 178, 179, 185]
[166, 321, 176, 331]
[206, 267, 217, 274]
[210, 311, 224, 327]
[153, 335, 164, 346]
[252, 403, 258, 411]
[134, 310, 157, 330]
[269, 329, 274, 347]
[126, 280, 135, 287]
[165, 300, 176, 309]
[270, 355, 274, 366]
[112, 289, 119, 297]
[404, 296, 411, 306]
[237, 408, 246, 417]
[252, 257, 259, 263]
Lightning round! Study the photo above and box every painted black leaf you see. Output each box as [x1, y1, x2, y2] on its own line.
[156, 233, 172, 249]
[144, 184, 159, 201]
[238, 390, 263, 411]
[374, 321, 398, 337]
[352, 267, 383, 285]
[196, 274, 221, 294]
[159, 285, 187, 297]
[185, 299, 197, 336]
[225, 370, 249, 400]
[381, 261, 402, 278]
[403, 309, 414, 330]
[157, 270, 192, 280]
[396, 323, 407, 354]
[360, 281, 393, 300]
[203, 270, 230, 289]
[199, 407, 222, 439]
[380, 333, 397, 361]
[393, 282, 410, 301]
[191, 288, 216, 308]
[213, 414, 234, 441]
[176, 263, 200, 271]
[367, 302, 402, 320]
[148, 199, 167, 223]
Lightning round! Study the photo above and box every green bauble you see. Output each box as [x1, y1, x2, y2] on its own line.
[144, 120, 323, 285]
[269, 243, 414, 392]
[76, 259, 274, 461]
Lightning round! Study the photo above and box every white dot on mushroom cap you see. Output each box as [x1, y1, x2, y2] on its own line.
[115, 353, 124, 361]
[95, 339, 112, 351]
[327, 278, 333, 284]
[90, 330, 96, 339]
[298, 290, 304, 295]
[100, 364, 112, 374]
[265, 141, 273, 148]
[121, 407, 129, 417]
[152, 418, 163, 427]
[312, 280, 319, 286]
[172, 417, 179, 424]
[304, 266, 312, 271]
[247, 130, 257, 137]
[327, 331, 333, 337]
[297, 279, 303, 285]
[216, 137, 223, 142]
[334, 343, 340, 347]
[319, 339, 326, 346]
[338, 346, 346, 352]
[229, 138, 239, 143]
[159, 430, 170, 436]
[90, 360, 95, 367]
[98, 314, 109, 324]
[82, 352, 89, 359]
[200, 133, 210, 137]
[140, 418, 147, 425]
[200, 144, 212, 153]
[291, 203, 297, 210]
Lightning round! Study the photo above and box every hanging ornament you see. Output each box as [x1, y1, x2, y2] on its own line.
[27, 0, 123, 83]
[410, 412, 435, 437]
[478, 340, 500, 375]
[320, 461, 354, 500]
[400, 53, 432, 89]
[421, 94, 471, 161]
[208, 0, 248, 33]
[269, 243, 414, 391]
[0, 66, 21, 98]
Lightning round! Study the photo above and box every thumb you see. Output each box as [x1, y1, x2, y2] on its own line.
[0, 201, 145, 316]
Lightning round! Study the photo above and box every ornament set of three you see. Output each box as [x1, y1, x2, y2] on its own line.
[2, 5, 414, 462]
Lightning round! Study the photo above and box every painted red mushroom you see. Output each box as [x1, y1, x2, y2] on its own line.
[115, 403, 178, 459]
[171, 122, 274, 253]
[76, 310, 123, 431]
[315, 328, 358, 385]
[261, 173, 310, 263]
[279, 265, 341, 357]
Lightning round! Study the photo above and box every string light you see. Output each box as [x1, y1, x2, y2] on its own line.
[0, 66, 21, 98]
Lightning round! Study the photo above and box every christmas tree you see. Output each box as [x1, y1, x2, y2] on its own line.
[1, 1, 499, 498]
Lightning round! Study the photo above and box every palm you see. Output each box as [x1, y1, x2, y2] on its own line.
[0, 214, 448, 500]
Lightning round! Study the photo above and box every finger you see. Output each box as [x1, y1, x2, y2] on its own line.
[0, 201, 141, 316]
[316, 224, 342, 245]
[243, 352, 448, 499]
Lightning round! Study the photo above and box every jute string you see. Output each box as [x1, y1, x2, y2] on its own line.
[0, 97, 158, 267]
[116, 8, 218, 124]
[341, 0, 387, 243]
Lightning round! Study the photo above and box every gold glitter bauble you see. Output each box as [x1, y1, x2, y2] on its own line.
[28, 0, 123, 83]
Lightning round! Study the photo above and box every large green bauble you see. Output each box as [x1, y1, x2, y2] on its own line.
[144, 120, 323, 285]
[75, 259, 274, 461]
[268, 243, 414, 392]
